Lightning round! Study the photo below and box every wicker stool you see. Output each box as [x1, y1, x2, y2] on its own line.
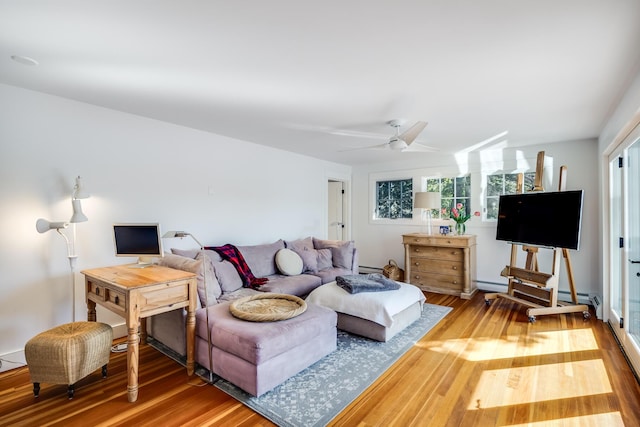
[25, 321, 113, 399]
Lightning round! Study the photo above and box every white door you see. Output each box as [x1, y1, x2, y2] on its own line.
[609, 130, 640, 374]
[328, 181, 344, 240]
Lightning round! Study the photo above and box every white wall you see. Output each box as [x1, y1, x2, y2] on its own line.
[0, 84, 351, 364]
[352, 139, 600, 300]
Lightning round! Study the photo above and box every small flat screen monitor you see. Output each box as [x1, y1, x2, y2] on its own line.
[495, 190, 584, 250]
[113, 223, 163, 267]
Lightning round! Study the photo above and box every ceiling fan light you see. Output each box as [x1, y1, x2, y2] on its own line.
[389, 139, 407, 150]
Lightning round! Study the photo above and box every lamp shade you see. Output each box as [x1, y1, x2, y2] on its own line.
[414, 192, 441, 209]
[36, 218, 69, 233]
[163, 230, 203, 249]
[70, 199, 88, 223]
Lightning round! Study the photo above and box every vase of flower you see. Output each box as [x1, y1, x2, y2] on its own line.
[442, 203, 481, 236]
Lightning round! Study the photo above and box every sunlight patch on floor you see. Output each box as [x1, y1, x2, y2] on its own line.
[504, 411, 624, 427]
[420, 329, 597, 361]
[468, 359, 612, 409]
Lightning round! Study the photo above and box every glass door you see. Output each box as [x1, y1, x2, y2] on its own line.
[627, 140, 640, 361]
[609, 129, 640, 375]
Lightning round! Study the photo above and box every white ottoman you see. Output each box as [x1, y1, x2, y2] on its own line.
[306, 281, 425, 341]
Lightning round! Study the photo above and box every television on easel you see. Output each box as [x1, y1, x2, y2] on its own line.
[495, 190, 584, 250]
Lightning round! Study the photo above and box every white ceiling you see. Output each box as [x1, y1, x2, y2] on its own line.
[1, 1, 639, 166]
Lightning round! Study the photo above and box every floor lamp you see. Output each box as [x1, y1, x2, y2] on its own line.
[163, 230, 216, 385]
[36, 176, 90, 323]
[414, 192, 441, 235]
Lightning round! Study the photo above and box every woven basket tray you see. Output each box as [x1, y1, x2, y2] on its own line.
[229, 293, 307, 322]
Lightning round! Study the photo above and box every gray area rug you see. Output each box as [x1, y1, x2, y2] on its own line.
[204, 303, 452, 427]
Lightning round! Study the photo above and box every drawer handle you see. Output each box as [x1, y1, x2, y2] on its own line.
[414, 262, 420, 266]
[114, 296, 119, 305]
[414, 248, 421, 252]
[95, 288, 100, 296]
[452, 266, 457, 270]
[447, 240, 452, 244]
[414, 275, 420, 279]
[452, 280, 458, 284]
[451, 251, 456, 255]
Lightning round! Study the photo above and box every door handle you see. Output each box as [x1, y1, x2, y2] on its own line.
[630, 259, 640, 264]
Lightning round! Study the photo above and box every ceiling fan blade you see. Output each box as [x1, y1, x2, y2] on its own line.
[399, 121, 427, 145]
[402, 142, 439, 152]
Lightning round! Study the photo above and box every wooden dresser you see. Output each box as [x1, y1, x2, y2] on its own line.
[402, 233, 477, 299]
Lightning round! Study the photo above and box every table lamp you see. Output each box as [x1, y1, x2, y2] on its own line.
[414, 192, 441, 235]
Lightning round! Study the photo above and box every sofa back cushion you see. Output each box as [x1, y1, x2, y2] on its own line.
[285, 237, 318, 273]
[236, 239, 285, 277]
[316, 248, 333, 271]
[157, 253, 222, 307]
[214, 260, 244, 293]
[313, 238, 355, 270]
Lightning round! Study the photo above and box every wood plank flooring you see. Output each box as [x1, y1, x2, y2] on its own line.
[1, 292, 639, 426]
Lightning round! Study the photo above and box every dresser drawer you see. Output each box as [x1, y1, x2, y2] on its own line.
[138, 280, 190, 315]
[87, 281, 107, 302]
[410, 273, 465, 292]
[106, 289, 126, 311]
[410, 257, 464, 276]
[408, 245, 464, 261]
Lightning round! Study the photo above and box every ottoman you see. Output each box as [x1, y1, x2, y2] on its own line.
[306, 281, 426, 342]
[195, 300, 337, 396]
[25, 321, 113, 399]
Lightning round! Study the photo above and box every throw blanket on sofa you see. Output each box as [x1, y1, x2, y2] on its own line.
[336, 273, 400, 294]
[206, 244, 268, 289]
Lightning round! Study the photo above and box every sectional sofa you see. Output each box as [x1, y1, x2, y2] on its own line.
[147, 237, 358, 394]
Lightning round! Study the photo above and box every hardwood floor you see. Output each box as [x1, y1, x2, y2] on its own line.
[1, 292, 639, 426]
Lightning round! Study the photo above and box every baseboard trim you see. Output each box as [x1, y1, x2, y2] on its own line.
[0, 349, 26, 373]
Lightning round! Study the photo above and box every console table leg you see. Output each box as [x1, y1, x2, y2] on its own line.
[126, 316, 140, 402]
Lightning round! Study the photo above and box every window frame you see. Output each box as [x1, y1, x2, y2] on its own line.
[368, 155, 550, 227]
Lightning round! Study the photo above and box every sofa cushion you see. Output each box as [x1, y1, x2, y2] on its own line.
[237, 240, 285, 277]
[170, 248, 199, 259]
[313, 238, 354, 270]
[214, 260, 244, 293]
[195, 251, 223, 304]
[157, 253, 221, 307]
[218, 288, 261, 302]
[285, 237, 318, 273]
[197, 301, 336, 365]
[316, 248, 333, 271]
[275, 249, 303, 276]
[258, 274, 322, 297]
[311, 267, 355, 285]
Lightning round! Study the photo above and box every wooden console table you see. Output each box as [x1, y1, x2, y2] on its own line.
[403, 233, 477, 299]
[82, 264, 197, 403]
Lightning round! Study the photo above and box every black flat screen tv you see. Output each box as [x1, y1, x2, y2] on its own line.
[495, 190, 584, 250]
[113, 223, 163, 267]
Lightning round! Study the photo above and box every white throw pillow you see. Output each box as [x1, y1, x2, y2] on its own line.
[275, 248, 304, 276]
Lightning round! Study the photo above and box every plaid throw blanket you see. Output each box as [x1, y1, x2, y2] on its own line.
[205, 244, 268, 289]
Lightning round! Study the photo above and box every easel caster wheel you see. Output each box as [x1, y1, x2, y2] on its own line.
[485, 299, 491, 306]
[583, 311, 591, 320]
[528, 315, 536, 323]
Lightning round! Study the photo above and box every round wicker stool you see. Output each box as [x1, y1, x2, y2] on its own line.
[25, 321, 113, 399]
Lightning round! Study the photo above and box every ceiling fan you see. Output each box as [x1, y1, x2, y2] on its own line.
[339, 119, 437, 152]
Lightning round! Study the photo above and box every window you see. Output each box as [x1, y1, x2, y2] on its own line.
[426, 176, 471, 218]
[375, 178, 413, 219]
[485, 172, 536, 220]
